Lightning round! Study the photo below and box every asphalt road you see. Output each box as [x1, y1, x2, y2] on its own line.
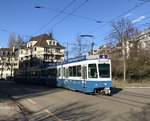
[0, 81, 150, 121]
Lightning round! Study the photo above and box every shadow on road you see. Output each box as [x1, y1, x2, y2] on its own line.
[0, 80, 124, 101]
[0, 80, 62, 100]
[55, 102, 107, 121]
[0, 113, 25, 121]
[110, 87, 123, 95]
[30, 102, 109, 121]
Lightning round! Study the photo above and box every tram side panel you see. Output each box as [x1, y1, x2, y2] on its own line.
[56, 60, 112, 94]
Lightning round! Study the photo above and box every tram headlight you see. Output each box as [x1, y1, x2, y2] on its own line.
[104, 83, 107, 86]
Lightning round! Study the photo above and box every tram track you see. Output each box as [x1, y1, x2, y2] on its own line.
[118, 91, 150, 99]
[0, 89, 31, 121]
[95, 91, 150, 109]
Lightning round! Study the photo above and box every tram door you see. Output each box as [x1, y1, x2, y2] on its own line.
[82, 66, 87, 88]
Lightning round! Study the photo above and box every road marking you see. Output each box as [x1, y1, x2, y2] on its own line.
[26, 99, 36, 105]
[43, 109, 63, 121]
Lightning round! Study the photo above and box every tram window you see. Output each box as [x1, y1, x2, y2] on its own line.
[73, 66, 76, 76]
[57, 68, 61, 77]
[65, 68, 69, 78]
[88, 64, 98, 78]
[59, 68, 61, 77]
[98, 64, 110, 78]
[63, 67, 65, 77]
[69, 67, 73, 76]
[82, 66, 87, 79]
[77, 65, 81, 77]
[48, 68, 57, 77]
[41, 70, 48, 76]
[57, 69, 59, 77]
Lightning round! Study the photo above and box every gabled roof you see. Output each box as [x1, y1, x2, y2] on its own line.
[29, 33, 54, 42]
[29, 33, 65, 49]
[0, 48, 17, 52]
[34, 40, 65, 49]
[57, 43, 65, 49]
[0, 48, 12, 51]
[34, 39, 49, 47]
[20, 45, 26, 49]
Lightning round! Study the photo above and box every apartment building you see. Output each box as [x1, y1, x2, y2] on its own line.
[19, 33, 65, 67]
[89, 45, 112, 56]
[0, 47, 19, 79]
[137, 28, 150, 50]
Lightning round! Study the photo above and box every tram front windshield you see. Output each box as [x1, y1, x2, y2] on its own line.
[98, 64, 110, 78]
[88, 64, 98, 78]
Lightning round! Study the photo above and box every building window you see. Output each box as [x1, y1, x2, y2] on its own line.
[56, 49, 60, 53]
[34, 47, 37, 51]
[44, 48, 48, 52]
[49, 41, 52, 45]
[7, 51, 10, 55]
[14, 63, 17, 66]
[20, 50, 23, 54]
[7, 68, 10, 70]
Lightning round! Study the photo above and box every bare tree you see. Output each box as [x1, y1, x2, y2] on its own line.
[8, 33, 25, 49]
[16, 35, 25, 49]
[110, 18, 139, 82]
[8, 32, 16, 48]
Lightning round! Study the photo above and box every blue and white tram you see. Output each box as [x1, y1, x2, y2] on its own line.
[48, 55, 112, 94]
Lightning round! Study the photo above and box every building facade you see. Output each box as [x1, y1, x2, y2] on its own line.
[137, 28, 150, 50]
[0, 48, 19, 79]
[89, 45, 112, 56]
[18, 33, 65, 68]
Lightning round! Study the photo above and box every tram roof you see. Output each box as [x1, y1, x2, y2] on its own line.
[62, 55, 110, 64]
[47, 55, 110, 68]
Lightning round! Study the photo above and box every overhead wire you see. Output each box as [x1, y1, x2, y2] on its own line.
[87, 1, 149, 48]
[88, 1, 146, 35]
[35, 6, 101, 23]
[95, 17, 150, 46]
[50, 0, 89, 29]
[34, 0, 77, 35]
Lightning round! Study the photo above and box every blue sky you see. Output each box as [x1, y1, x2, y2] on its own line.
[0, 0, 150, 49]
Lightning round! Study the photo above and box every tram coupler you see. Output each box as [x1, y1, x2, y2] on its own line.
[103, 87, 111, 95]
